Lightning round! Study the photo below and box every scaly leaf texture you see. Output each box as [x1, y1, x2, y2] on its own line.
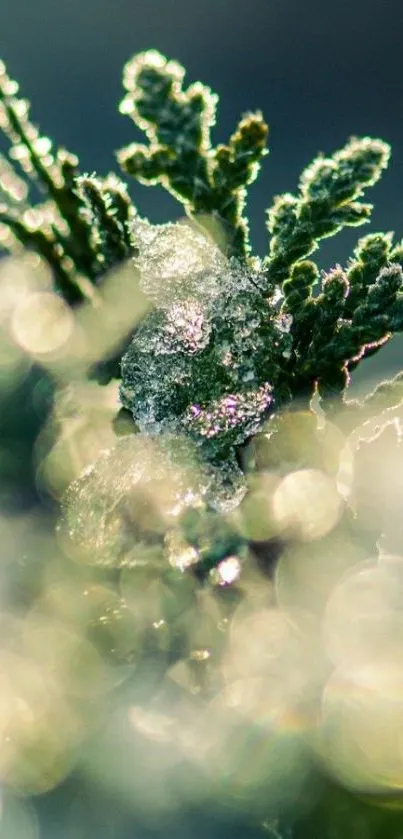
[2, 49, 403, 426]
[280, 231, 403, 408]
[117, 50, 268, 258]
[265, 136, 390, 290]
[0, 59, 137, 303]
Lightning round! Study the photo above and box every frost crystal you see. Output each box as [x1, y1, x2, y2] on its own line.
[60, 434, 206, 566]
[183, 384, 273, 445]
[60, 433, 247, 566]
[120, 219, 293, 469]
[132, 217, 230, 308]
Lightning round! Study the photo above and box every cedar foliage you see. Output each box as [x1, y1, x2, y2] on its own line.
[2, 48, 403, 839]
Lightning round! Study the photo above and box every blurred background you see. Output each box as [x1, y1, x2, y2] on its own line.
[1, 0, 402, 391]
[1, 3, 403, 838]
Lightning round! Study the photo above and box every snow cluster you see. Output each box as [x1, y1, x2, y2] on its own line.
[120, 218, 292, 461]
[61, 433, 247, 566]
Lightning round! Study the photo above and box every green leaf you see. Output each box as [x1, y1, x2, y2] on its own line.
[265, 136, 390, 289]
[117, 50, 268, 257]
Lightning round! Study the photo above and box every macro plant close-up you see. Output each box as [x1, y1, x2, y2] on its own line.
[1, 1, 403, 837]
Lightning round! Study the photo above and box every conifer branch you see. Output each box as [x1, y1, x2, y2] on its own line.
[265, 137, 390, 290]
[117, 50, 268, 257]
[75, 173, 137, 274]
[282, 253, 403, 408]
[361, 371, 403, 416]
[337, 370, 403, 436]
[1, 48, 403, 453]
[0, 60, 138, 302]
[0, 150, 28, 209]
[0, 207, 80, 302]
[343, 231, 393, 318]
[2, 47, 403, 831]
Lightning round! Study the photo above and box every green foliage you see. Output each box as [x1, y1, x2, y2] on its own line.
[282, 247, 403, 404]
[0, 47, 402, 460]
[118, 49, 268, 257]
[0, 60, 138, 304]
[74, 173, 137, 274]
[3, 47, 403, 839]
[265, 137, 390, 287]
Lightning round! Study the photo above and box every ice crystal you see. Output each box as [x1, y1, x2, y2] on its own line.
[60, 434, 205, 566]
[183, 384, 273, 444]
[120, 220, 293, 465]
[132, 217, 230, 308]
[60, 432, 248, 567]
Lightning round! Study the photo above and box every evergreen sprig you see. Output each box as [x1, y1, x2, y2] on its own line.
[280, 233, 403, 407]
[0, 48, 403, 460]
[265, 136, 390, 289]
[0, 60, 138, 304]
[3, 47, 403, 834]
[117, 49, 268, 257]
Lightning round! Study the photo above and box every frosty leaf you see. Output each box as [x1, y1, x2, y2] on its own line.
[0, 59, 139, 308]
[266, 136, 390, 289]
[118, 50, 268, 257]
[0, 151, 28, 211]
[74, 173, 137, 276]
[344, 231, 393, 318]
